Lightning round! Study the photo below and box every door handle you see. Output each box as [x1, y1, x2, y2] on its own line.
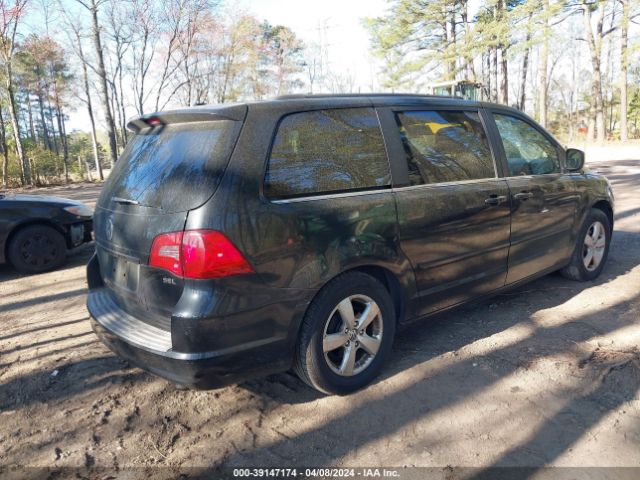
[485, 194, 508, 205]
[514, 191, 534, 201]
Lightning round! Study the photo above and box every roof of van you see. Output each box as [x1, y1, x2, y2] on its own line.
[127, 94, 521, 131]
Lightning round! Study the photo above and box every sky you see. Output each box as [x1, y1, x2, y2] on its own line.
[63, 0, 391, 131]
[239, 0, 389, 91]
[61, 0, 487, 131]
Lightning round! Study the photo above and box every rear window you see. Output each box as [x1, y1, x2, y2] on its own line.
[102, 120, 240, 213]
[264, 108, 391, 199]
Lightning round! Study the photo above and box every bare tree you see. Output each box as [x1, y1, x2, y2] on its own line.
[153, 0, 187, 111]
[0, 101, 8, 187]
[72, 0, 118, 166]
[105, 0, 131, 148]
[538, 0, 550, 128]
[61, 9, 103, 180]
[582, 0, 607, 143]
[129, 0, 158, 115]
[0, 0, 31, 186]
[619, 0, 629, 141]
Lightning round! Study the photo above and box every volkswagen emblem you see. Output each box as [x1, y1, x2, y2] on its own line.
[106, 217, 114, 241]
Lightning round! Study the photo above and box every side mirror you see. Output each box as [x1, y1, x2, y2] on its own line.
[566, 148, 585, 171]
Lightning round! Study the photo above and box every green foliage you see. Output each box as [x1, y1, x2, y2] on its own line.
[364, 0, 463, 89]
[628, 88, 640, 135]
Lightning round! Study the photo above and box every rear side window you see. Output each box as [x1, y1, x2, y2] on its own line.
[395, 110, 495, 185]
[493, 113, 560, 176]
[103, 120, 240, 213]
[264, 108, 390, 199]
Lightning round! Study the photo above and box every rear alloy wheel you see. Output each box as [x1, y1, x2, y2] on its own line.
[294, 272, 395, 395]
[8, 225, 67, 274]
[561, 208, 611, 281]
[322, 294, 384, 377]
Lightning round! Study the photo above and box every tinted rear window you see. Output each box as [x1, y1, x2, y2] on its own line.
[102, 120, 240, 212]
[264, 108, 390, 199]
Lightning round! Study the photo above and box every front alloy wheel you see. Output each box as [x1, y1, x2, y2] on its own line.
[561, 208, 611, 282]
[582, 221, 606, 272]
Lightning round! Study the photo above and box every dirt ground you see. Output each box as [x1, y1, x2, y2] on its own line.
[1, 159, 639, 477]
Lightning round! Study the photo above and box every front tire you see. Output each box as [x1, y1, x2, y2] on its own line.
[8, 225, 67, 274]
[561, 208, 611, 281]
[294, 271, 396, 395]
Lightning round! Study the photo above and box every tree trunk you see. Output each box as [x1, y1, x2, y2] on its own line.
[491, 47, 498, 102]
[111, 81, 122, 152]
[461, 0, 475, 79]
[27, 96, 36, 140]
[6, 79, 31, 186]
[75, 26, 104, 180]
[485, 51, 491, 101]
[84, 157, 93, 181]
[538, 0, 550, 128]
[90, 0, 118, 166]
[442, 18, 451, 81]
[449, 10, 457, 80]
[583, 1, 606, 143]
[619, 0, 629, 141]
[29, 156, 38, 185]
[499, 45, 508, 105]
[0, 104, 8, 188]
[519, 38, 531, 110]
[47, 101, 60, 157]
[37, 92, 51, 151]
[54, 88, 69, 184]
[118, 63, 127, 146]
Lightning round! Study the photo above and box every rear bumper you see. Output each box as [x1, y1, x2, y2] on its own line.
[88, 288, 295, 389]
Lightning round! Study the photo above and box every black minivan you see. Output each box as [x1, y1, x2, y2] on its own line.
[87, 95, 614, 395]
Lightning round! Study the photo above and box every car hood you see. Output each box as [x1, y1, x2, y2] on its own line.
[0, 193, 85, 207]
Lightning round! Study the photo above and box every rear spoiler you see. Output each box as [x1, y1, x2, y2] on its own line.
[126, 104, 248, 133]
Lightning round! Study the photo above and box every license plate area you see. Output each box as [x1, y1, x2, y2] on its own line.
[98, 249, 140, 293]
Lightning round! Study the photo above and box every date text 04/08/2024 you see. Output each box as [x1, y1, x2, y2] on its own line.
[232, 468, 401, 478]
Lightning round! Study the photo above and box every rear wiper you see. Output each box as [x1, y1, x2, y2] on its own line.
[112, 196, 160, 210]
[113, 197, 139, 205]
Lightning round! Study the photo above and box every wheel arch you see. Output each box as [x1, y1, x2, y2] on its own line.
[299, 264, 408, 329]
[346, 265, 406, 324]
[591, 200, 614, 233]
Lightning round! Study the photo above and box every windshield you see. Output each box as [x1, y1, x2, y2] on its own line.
[101, 120, 240, 213]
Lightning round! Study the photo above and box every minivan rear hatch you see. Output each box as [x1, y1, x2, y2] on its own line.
[93, 106, 246, 328]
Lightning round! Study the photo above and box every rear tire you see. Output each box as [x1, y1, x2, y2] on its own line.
[561, 208, 611, 282]
[8, 225, 67, 274]
[293, 271, 396, 395]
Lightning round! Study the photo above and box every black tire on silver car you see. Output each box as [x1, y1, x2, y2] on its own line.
[294, 271, 396, 395]
[8, 224, 67, 274]
[561, 208, 611, 282]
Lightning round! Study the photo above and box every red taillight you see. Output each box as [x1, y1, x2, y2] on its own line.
[149, 230, 253, 279]
[149, 231, 184, 276]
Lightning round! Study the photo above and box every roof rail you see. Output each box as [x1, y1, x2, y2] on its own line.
[274, 93, 459, 100]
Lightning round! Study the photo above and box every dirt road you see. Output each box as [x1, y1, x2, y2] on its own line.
[1, 161, 639, 475]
